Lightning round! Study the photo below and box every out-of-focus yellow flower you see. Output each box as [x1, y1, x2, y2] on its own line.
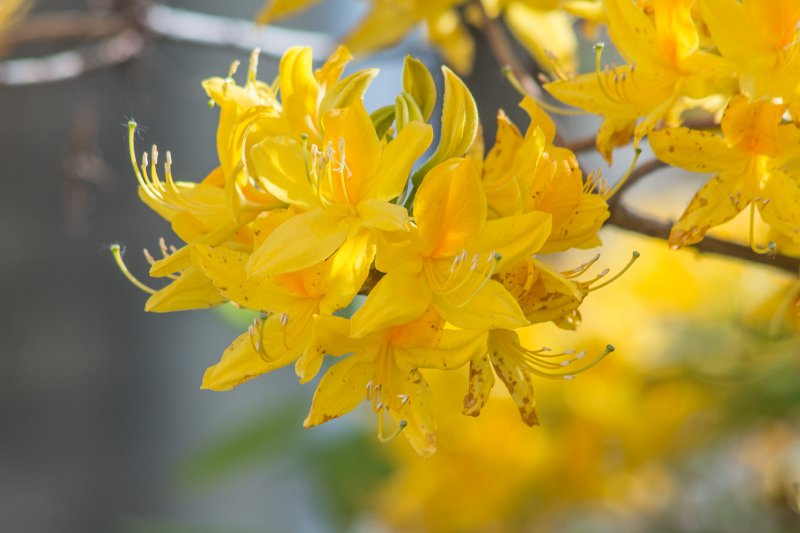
[649, 95, 800, 249]
[344, 0, 474, 74]
[256, 0, 321, 24]
[483, 0, 578, 74]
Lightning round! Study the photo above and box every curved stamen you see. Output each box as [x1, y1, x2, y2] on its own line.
[110, 244, 156, 295]
[588, 251, 640, 292]
[501, 66, 585, 116]
[605, 148, 642, 199]
[377, 416, 407, 443]
[512, 342, 615, 380]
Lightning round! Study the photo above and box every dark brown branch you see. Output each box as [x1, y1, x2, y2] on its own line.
[608, 203, 800, 274]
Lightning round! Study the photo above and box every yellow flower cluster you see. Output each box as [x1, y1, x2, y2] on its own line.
[546, 0, 800, 253]
[116, 46, 623, 456]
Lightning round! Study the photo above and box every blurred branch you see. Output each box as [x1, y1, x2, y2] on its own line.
[0, 29, 144, 85]
[143, 5, 336, 57]
[0, 4, 337, 86]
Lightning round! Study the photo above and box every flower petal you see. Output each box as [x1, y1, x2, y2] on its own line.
[394, 328, 488, 371]
[351, 271, 433, 338]
[202, 326, 296, 391]
[670, 171, 750, 248]
[248, 135, 319, 209]
[488, 329, 539, 426]
[145, 266, 226, 312]
[415, 158, 487, 258]
[363, 121, 433, 202]
[462, 353, 495, 417]
[247, 209, 350, 276]
[435, 277, 528, 330]
[303, 353, 375, 427]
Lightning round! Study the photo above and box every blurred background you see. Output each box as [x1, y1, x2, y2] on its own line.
[1, 1, 799, 532]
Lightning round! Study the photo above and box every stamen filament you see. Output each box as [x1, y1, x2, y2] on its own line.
[589, 251, 640, 292]
[110, 244, 157, 295]
[501, 66, 585, 116]
[605, 148, 642, 199]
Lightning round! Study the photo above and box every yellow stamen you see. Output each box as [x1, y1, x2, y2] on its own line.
[110, 244, 157, 295]
[605, 148, 642, 199]
[501, 66, 585, 116]
[511, 341, 615, 379]
[588, 251, 640, 292]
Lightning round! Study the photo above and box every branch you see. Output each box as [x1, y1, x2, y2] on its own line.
[608, 203, 799, 274]
[0, 5, 340, 86]
[0, 29, 144, 85]
[143, 5, 337, 58]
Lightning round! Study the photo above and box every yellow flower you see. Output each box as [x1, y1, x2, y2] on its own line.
[246, 98, 432, 276]
[256, 0, 321, 24]
[304, 307, 488, 457]
[649, 94, 800, 248]
[191, 215, 372, 390]
[344, 0, 474, 74]
[485, 0, 579, 74]
[351, 157, 552, 336]
[699, 0, 800, 100]
[546, 0, 735, 161]
[479, 97, 609, 252]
